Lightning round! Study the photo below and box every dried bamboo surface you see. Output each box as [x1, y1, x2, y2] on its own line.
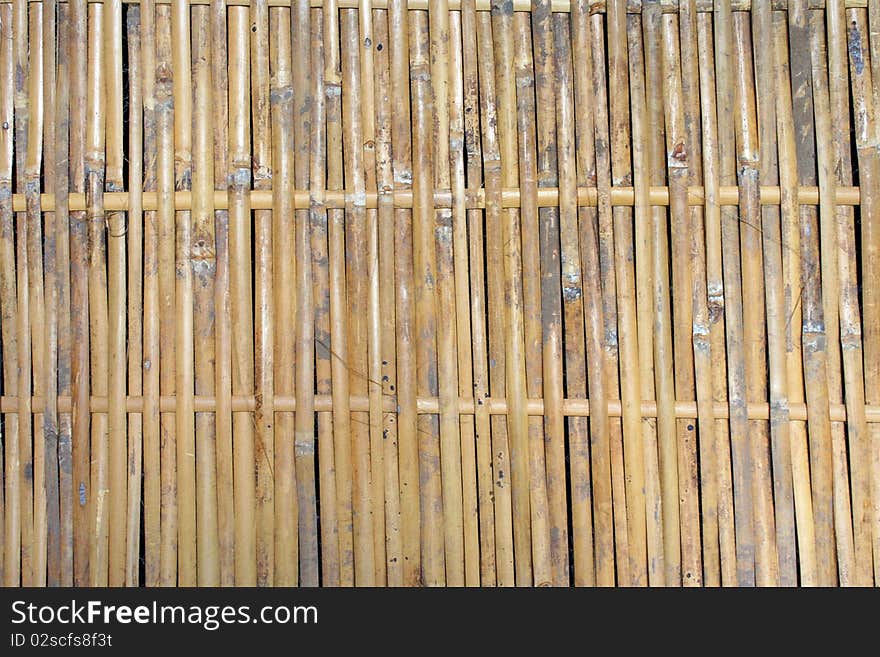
[0, 0, 878, 587]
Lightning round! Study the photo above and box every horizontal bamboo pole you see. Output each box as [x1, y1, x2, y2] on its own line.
[1, 395, 878, 422]
[1, 0, 866, 12]
[7, 185, 863, 211]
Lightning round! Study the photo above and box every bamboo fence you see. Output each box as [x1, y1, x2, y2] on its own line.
[0, 0, 878, 587]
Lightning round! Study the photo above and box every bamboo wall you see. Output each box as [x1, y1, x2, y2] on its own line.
[0, 0, 878, 588]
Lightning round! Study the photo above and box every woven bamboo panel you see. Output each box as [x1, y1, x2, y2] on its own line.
[0, 0, 878, 587]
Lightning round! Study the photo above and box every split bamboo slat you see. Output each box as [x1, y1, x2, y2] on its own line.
[0, 0, 878, 587]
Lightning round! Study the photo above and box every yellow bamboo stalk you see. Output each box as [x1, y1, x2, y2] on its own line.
[125, 4, 144, 587]
[476, 8, 514, 586]
[191, 2, 220, 587]
[228, 5, 257, 586]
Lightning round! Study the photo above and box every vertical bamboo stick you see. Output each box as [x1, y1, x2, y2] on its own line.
[491, 0, 533, 586]
[251, 0, 275, 588]
[156, 5, 178, 586]
[733, 9, 778, 588]
[448, 8, 480, 587]
[15, 0, 33, 588]
[461, 0, 496, 587]
[85, 1, 109, 587]
[324, 0, 357, 586]
[104, 0, 126, 588]
[847, 6, 880, 583]
[587, 6, 626, 586]
[411, 7, 445, 586]
[514, 4, 552, 588]
[269, 2, 297, 588]
[772, 10, 818, 587]
[21, 0, 43, 590]
[629, 7, 669, 587]
[125, 5, 145, 587]
[476, 9, 515, 587]
[864, 1, 880, 583]
[823, 2, 873, 586]
[557, 8, 596, 587]
[661, 9, 702, 585]
[388, 0, 420, 586]
[429, 0, 466, 587]
[55, 0, 76, 586]
[341, 6, 377, 586]
[572, 0, 613, 587]
[377, 21, 409, 578]
[788, 0, 842, 586]
[751, 0, 796, 587]
[310, 6, 342, 586]
[532, 0, 568, 589]
[228, 5, 257, 586]
[715, 0, 755, 587]
[0, 1, 18, 587]
[192, 2, 220, 587]
[41, 0, 60, 589]
[141, 0, 162, 587]
[809, 8, 858, 587]
[359, 0, 389, 587]
[697, 9, 737, 587]
[171, 0, 196, 588]
[605, 1, 644, 586]
[373, 8, 405, 586]
[292, 0, 322, 587]
[211, 0, 235, 587]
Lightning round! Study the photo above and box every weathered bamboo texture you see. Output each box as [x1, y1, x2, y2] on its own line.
[0, 0, 878, 587]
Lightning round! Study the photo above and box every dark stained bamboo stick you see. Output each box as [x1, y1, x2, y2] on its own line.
[532, 0, 568, 587]
[41, 0, 60, 589]
[771, 9, 818, 586]
[292, 0, 321, 588]
[461, 0, 496, 587]
[824, 0, 873, 586]
[291, 0, 322, 586]
[788, 0, 841, 586]
[310, 6, 343, 586]
[140, 0, 161, 586]
[476, 9, 514, 586]
[847, 5, 880, 582]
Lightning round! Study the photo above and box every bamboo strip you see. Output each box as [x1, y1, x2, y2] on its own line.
[269, 2, 297, 587]
[251, 0, 274, 588]
[124, 5, 144, 588]
[6, 184, 869, 211]
[291, 0, 320, 587]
